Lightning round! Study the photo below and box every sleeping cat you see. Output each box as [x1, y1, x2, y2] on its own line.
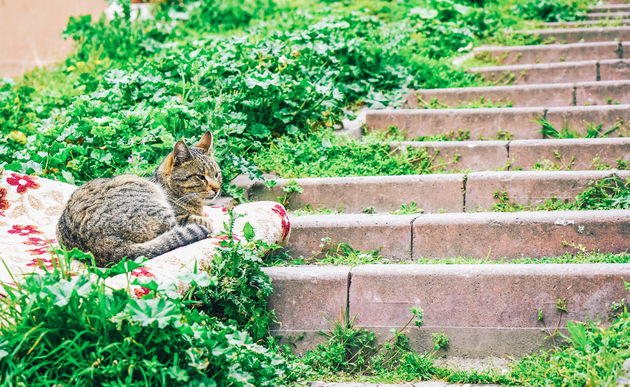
[56, 132, 222, 266]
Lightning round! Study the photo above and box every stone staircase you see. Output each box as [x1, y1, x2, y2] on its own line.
[248, 4, 630, 360]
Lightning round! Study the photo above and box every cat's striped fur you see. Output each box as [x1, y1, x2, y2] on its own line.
[56, 132, 222, 266]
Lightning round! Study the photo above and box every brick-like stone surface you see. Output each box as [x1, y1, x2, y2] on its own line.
[412, 210, 630, 259]
[472, 42, 621, 66]
[350, 264, 630, 356]
[285, 214, 417, 260]
[365, 108, 544, 140]
[590, 3, 630, 12]
[586, 11, 630, 20]
[410, 80, 630, 108]
[509, 137, 630, 170]
[543, 20, 630, 28]
[263, 266, 349, 331]
[545, 104, 630, 137]
[410, 83, 574, 108]
[470, 61, 598, 85]
[517, 26, 630, 43]
[465, 170, 629, 211]
[576, 80, 630, 105]
[246, 175, 465, 214]
[599, 59, 630, 81]
[392, 140, 509, 172]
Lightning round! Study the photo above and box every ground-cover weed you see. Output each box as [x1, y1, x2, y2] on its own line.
[507, 311, 630, 386]
[189, 213, 277, 342]
[0, 247, 292, 385]
[253, 129, 437, 178]
[1, 0, 565, 187]
[269, 247, 630, 267]
[539, 117, 628, 139]
[291, 308, 508, 384]
[0, 0, 487, 186]
[492, 175, 630, 212]
[514, 0, 589, 22]
[392, 202, 424, 215]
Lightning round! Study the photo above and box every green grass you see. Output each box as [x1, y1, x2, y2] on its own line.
[288, 304, 630, 385]
[269, 247, 630, 266]
[491, 175, 630, 212]
[0, 0, 620, 384]
[253, 129, 442, 178]
[539, 117, 630, 139]
[0, 229, 294, 385]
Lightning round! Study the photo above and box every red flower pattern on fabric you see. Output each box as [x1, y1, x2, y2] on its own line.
[0, 187, 8, 217]
[26, 247, 50, 256]
[7, 225, 42, 236]
[23, 237, 56, 246]
[272, 205, 291, 241]
[6, 173, 40, 194]
[131, 267, 155, 278]
[26, 257, 59, 270]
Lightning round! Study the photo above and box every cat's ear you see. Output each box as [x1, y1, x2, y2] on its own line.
[173, 140, 192, 166]
[195, 131, 213, 154]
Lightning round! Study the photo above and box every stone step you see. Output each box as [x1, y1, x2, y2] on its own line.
[515, 26, 630, 43]
[543, 19, 630, 28]
[394, 137, 630, 171]
[471, 41, 622, 66]
[601, 0, 630, 4]
[469, 59, 630, 85]
[590, 3, 630, 12]
[241, 170, 629, 215]
[365, 105, 630, 140]
[405, 80, 630, 108]
[284, 209, 630, 260]
[587, 11, 630, 20]
[265, 263, 630, 357]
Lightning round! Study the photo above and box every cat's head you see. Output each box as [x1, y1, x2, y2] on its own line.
[156, 131, 222, 208]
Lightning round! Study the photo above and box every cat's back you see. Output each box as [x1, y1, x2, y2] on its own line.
[57, 174, 174, 247]
[64, 174, 169, 213]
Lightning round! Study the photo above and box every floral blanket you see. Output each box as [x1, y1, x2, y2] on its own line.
[0, 170, 290, 297]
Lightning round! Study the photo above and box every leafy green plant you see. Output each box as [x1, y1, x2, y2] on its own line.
[291, 204, 344, 216]
[513, 0, 588, 22]
[0, 247, 291, 385]
[278, 180, 304, 207]
[431, 331, 450, 351]
[191, 214, 276, 341]
[392, 202, 424, 215]
[254, 129, 437, 178]
[491, 176, 630, 212]
[507, 312, 630, 386]
[532, 150, 575, 171]
[412, 129, 471, 142]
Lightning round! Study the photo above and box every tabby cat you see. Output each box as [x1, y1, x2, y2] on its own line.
[56, 132, 222, 266]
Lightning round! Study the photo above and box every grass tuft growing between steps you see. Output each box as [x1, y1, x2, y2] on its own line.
[491, 175, 630, 212]
[287, 305, 630, 385]
[268, 245, 630, 266]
